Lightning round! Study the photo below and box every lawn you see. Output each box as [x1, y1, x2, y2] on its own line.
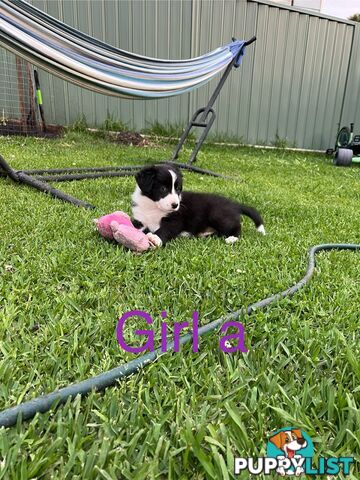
[0, 132, 359, 479]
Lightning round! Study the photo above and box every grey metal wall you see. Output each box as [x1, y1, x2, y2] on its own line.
[340, 23, 360, 131]
[190, 0, 355, 149]
[28, 0, 192, 130]
[1, 0, 359, 150]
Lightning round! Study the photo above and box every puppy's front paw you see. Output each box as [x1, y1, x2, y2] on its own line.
[146, 232, 163, 248]
[225, 236, 238, 244]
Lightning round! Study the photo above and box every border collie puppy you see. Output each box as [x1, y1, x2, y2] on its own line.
[132, 164, 265, 247]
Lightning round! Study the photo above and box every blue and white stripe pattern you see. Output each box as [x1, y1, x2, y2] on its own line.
[0, 0, 247, 99]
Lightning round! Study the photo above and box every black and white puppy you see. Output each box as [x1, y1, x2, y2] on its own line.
[132, 164, 265, 247]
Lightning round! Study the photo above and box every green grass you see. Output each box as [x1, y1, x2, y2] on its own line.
[142, 121, 196, 142]
[99, 115, 128, 134]
[0, 132, 359, 479]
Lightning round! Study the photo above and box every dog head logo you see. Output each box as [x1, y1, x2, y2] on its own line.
[269, 428, 307, 458]
[266, 427, 314, 476]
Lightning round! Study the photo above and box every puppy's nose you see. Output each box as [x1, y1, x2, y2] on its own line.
[171, 202, 179, 209]
[297, 438, 306, 445]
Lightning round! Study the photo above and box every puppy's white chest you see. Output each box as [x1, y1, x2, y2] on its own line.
[132, 204, 163, 232]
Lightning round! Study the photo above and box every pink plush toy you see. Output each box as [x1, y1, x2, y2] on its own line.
[94, 211, 151, 253]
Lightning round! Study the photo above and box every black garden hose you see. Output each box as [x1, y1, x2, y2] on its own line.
[0, 243, 359, 428]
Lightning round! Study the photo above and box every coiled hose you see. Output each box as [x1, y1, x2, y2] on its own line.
[0, 243, 359, 428]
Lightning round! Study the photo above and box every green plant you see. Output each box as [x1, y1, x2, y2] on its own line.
[207, 132, 245, 145]
[143, 121, 196, 141]
[68, 115, 89, 132]
[272, 134, 289, 149]
[100, 114, 128, 133]
[349, 13, 360, 22]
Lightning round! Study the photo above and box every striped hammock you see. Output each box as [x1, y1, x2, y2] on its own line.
[0, 0, 247, 99]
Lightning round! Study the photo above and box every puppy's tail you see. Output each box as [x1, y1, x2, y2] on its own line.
[238, 205, 266, 235]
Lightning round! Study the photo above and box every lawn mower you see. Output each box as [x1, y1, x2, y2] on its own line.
[327, 123, 360, 167]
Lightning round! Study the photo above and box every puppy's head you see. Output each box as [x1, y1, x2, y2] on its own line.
[135, 164, 182, 213]
[269, 429, 307, 458]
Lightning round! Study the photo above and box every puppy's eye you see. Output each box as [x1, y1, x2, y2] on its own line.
[160, 186, 167, 193]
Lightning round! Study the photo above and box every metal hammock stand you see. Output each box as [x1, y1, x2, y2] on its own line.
[0, 37, 256, 210]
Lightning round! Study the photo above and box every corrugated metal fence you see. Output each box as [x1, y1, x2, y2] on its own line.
[1, 0, 359, 150]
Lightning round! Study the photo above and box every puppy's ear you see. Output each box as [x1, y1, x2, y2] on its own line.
[292, 429, 302, 440]
[135, 166, 156, 194]
[269, 432, 285, 450]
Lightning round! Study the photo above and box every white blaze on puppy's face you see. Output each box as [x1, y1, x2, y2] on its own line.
[284, 432, 307, 455]
[156, 170, 181, 213]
